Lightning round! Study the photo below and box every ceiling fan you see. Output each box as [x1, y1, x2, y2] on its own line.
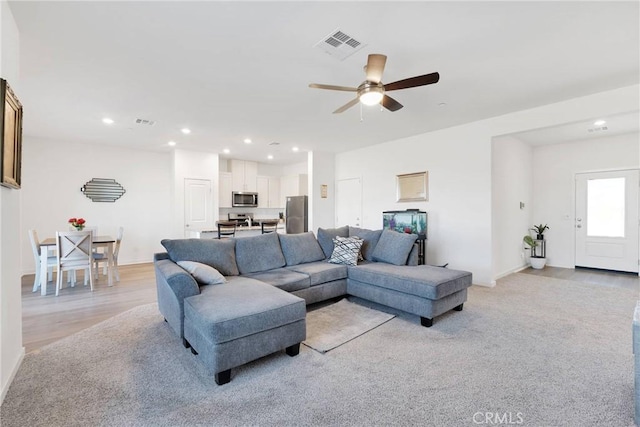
[309, 54, 440, 114]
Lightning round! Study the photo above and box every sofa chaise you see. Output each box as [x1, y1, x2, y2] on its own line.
[154, 226, 472, 384]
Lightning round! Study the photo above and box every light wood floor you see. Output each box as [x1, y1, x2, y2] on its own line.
[21, 263, 157, 354]
[22, 263, 640, 354]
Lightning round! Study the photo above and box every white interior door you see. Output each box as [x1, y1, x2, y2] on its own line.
[185, 178, 213, 234]
[575, 170, 639, 273]
[336, 178, 362, 227]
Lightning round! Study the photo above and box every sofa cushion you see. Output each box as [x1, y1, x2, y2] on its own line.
[348, 264, 472, 300]
[316, 226, 349, 258]
[371, 230, 418, 266]
[184, 276, 306, 344]
[234, 232, 286, 274]
[287, 261, 348, 286]
[349, 227, 382, 261]
[329, 236, 363, 266]
[161, 238, 239, 276]
[279, 232, 325, 266]
[177, 261, 226, 285]
[244, 268, 310, 292]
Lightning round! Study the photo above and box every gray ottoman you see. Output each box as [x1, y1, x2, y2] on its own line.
[183, 276, 306, 385]
[347, 264, 472, 327]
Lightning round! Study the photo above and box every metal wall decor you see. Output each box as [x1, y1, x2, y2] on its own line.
[81, 178, 126, 202]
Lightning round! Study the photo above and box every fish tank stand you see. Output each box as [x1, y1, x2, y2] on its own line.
[382, 209, 427, 265]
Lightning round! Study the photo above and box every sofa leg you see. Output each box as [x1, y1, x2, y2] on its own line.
[164, 318, 168, 322]
[285, 343, 300, 357]
[420, 317, 433, 327]
[190, 346, 198, 355]
[215, 369, 231, 385]
[182, 338, 190, 349]
[454, 303, 464, 311]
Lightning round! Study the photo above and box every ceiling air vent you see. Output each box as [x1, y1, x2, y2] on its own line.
[135, 118, 156, 126]
[314, 29, 366, 61]
[269, 142, 280, 146]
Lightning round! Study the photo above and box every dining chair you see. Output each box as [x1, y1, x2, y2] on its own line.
[28, 229, 56, 293]
[92, 226, 123, 282]
[261, 220, 279, 234]
[56, 230, 93, 296]
[217, 221, 237, 239]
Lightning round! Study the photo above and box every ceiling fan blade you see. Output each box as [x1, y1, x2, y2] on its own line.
[381, 95, 403, 112]
[309, 83, 357, 92]
[333, 98, 360, 114]
[384, 72, 440, 92]
[365, 54, 387, 83]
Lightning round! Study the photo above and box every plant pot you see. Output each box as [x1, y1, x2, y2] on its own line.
[530, 257, 546, 270]
[536, 234, 544, 240]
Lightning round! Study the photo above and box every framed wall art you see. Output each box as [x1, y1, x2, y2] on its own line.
[0, 79, 23, 189]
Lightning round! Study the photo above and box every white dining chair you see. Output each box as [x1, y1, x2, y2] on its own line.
[28, 229, 56, 293]
[56, 230, 94, 296]
[93, 226, 123, 282]
[67, 226, 98, 285]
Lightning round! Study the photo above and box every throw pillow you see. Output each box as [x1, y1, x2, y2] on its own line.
[161, 238, 239, 276]
[348, 226, 383, 261]
[177, 261, 226, 286]
[371, 229, 418, 266]
[316, 226, 349, 258]
[279, 232, 326, 266]
[329, 236, 364, 266]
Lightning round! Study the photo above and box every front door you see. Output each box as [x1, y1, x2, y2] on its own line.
[185, 178, 213, 236]
[575, 169, 639, 273]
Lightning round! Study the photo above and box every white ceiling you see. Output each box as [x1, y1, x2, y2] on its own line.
[7, 1, 640, 164]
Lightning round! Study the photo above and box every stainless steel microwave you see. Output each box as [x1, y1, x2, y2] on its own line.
[232, 192, 258, 207]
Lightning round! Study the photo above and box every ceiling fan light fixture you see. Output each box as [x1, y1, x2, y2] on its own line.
[359, 84, 384, 106]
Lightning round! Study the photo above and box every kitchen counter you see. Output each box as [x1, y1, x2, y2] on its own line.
[187, 223, 284, 239]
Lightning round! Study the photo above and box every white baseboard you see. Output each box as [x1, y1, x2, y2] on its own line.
[492, 264, 529, 284]
[1, 346, 25, 405]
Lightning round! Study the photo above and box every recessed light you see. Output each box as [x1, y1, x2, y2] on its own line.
[267, 155, 274, 160]
[168, 141, 176, 146]
[181, 128, 191, 135]
[593, 119, 606, 126]
[223, 148, 230, 154]
[102, 117, 114, 125]
[244, 138, 252, 144]
[292, 147, 299, 152]
[438, 102, 447, 107]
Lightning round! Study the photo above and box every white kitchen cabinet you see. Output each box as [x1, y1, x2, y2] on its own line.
[257, 175, 282, 208]
[230, 159, 258, 192]
[280, 174, 308, 208]
[219, 172, 233, 208]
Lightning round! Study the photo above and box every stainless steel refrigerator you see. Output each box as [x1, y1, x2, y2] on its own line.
[285, 195, 308, 234]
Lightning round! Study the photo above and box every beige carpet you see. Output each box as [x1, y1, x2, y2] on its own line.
[1, 273, 637, 426]
[303, 298, 396, 353]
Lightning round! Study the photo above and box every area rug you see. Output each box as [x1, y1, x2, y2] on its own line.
[303, 298, 396, 353]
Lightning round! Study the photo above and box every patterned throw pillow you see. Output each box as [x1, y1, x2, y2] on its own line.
[329, 236, 364, 266]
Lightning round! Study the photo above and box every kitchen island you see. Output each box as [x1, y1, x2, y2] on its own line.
[187, 222, 285, 239]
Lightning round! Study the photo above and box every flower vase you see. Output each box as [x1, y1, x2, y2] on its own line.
[75, 226, 85, 231]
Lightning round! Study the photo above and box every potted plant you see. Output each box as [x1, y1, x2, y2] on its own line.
[530, 224, 549, 240]
[523, 235, 546, 269]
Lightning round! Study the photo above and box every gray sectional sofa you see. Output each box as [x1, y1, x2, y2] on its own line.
[154, 226, 472, 384]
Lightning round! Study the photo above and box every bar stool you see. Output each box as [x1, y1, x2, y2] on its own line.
[217, 221, 237, 239]
[261, 220, 279, 234]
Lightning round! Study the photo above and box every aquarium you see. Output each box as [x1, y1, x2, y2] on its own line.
[382, 209, 427, 239]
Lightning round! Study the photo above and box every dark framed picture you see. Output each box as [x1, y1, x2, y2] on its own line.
[0, 78, 23, 189]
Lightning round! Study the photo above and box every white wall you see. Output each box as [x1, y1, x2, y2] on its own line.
[172, 149, 220, 237]
[491, 136, 533, 279]
[532, 132, 639, 268]
[20, 137, 173, 273]
[335, 85, 640, 285]
[308, 151, 335, 231]
[0, 0, 24, 404]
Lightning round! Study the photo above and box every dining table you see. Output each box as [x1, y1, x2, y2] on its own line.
[39, 235, 116, 296]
